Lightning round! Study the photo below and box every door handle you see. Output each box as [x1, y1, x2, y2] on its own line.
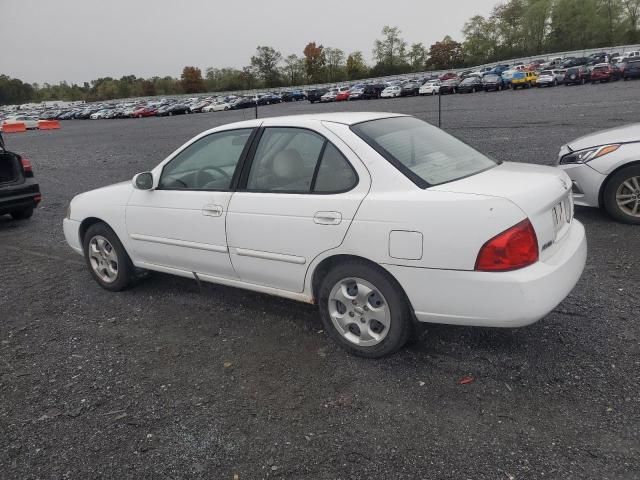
[314, 211, 342, 225]
[202, 204, 223, 217]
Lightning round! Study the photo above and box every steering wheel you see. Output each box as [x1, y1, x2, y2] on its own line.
[195, 167, 231, 188]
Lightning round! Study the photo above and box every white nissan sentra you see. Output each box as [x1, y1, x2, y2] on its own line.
[63, 113, 587, 357]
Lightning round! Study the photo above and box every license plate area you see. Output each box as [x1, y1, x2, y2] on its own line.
[552, 194, 573, 240]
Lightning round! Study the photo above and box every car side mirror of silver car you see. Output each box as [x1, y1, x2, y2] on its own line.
[133, 172, 154, 190]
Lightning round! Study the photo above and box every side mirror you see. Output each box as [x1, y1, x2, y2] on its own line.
[133, 172, 154, 190]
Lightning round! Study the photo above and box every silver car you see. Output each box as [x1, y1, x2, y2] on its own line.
[557, 124, 640, 224]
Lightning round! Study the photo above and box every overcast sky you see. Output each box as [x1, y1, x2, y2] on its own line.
[2, 0, 498, 84]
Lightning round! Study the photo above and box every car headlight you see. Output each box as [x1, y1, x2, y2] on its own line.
[559, 144, 620, 164]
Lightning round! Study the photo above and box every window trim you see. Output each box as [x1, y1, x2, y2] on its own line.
[237, 126, 359, 195]
[156, 127, 258, 192]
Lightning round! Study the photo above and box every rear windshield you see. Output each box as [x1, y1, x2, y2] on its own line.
[351, 116, 497, 188]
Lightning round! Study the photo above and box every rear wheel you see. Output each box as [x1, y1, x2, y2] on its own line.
[318, 261, 414, 358]
[83, 223, 136, 291]
[603, 165, 640, 224]
[10, 207, 33, 220]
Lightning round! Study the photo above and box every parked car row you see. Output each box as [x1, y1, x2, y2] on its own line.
[0, 91, 290, 123]
[3, 53, 640, 123]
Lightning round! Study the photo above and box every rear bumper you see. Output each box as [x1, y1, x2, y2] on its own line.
[63, 218, 83, 255]
[0, 181, 40, 215]
[385, 220, 587, 328]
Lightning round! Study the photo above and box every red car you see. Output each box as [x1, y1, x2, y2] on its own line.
[439, 72, 458, 81]
[590, 63, 621, 83]
[132, 106, 157, 118]
[335, 87, 351, 101]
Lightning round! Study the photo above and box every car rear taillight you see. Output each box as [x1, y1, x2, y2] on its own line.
[475, 219, 539, 272]
[21, 158, 34, 177]
[34, 193, 42, 204]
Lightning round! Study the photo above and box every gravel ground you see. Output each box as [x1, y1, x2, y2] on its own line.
[1, 81, 639, 480]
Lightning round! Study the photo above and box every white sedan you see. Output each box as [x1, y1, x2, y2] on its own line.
[203, 102, 230, 112]
[320, 90, 338, 102]
[419, 80, 441, 95]
[380, 86, 401, 98]
[63, 113, 586, 357]
[2, 116, 39, 130]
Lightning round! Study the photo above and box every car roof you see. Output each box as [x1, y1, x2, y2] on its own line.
[207, 112, 408, 132]
[262, 112, 406, 125]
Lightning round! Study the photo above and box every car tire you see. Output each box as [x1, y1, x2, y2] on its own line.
[318, 260, 414, 358]
[83, 222, 136, 291]
[10, 207, 34, 220]
[603, 165, 640, 225]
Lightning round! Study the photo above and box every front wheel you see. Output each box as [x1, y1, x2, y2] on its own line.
[318, 261, 413, 358]
[83, 223, 136, 291]
[603, 165, 640, 224]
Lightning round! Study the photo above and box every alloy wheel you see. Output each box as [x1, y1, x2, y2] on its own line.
[616, 176, 640, 217]
[88, 235, 119, 283]
[328, 277, 391, 347]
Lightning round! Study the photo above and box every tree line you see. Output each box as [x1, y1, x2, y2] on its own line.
[2, 0, 640, 105]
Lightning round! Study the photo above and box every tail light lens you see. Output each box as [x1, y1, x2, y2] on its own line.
[21, 158, 34, 177]
[475, 219, 539, 272]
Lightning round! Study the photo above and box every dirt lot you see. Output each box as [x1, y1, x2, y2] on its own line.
[1, 82, 639, 479]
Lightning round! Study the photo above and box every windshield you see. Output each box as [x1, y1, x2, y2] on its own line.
[351, 116, 497, 187]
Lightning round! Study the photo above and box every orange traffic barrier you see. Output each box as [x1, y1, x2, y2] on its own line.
[38, 120, 61, 130]
[1, 122, 27, 133]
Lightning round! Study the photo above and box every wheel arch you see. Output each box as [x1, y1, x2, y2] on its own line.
[598, 160, 640, 208]
[79, 217, 108, 245]
[309, 254, 416, 318]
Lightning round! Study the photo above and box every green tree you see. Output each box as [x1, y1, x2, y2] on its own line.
[462, 15, 498, 65]
[372, 26, 407, 71]
[324, 47, 346, 82]
[346, 51, 368, 79]
[622, 0, 640, 41]
[283, 54, 305, 85]
[240, 66, 258, 89]
[408, 43, 427, 71]
[250, 46, 282, 87]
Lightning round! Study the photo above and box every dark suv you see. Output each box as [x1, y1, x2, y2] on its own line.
[307, 88, 329, 103]
[362, 84, 385, 99]
[623, 59, 640, 80]
[562, 57, 589, 68]
[564, 66, 591, 85]
[0, 132, 41, 220]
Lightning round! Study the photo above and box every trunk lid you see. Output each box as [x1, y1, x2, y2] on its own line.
[431, 162, 574, 261]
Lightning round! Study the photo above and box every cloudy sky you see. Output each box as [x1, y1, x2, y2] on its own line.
[2, 0, 497, 84]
